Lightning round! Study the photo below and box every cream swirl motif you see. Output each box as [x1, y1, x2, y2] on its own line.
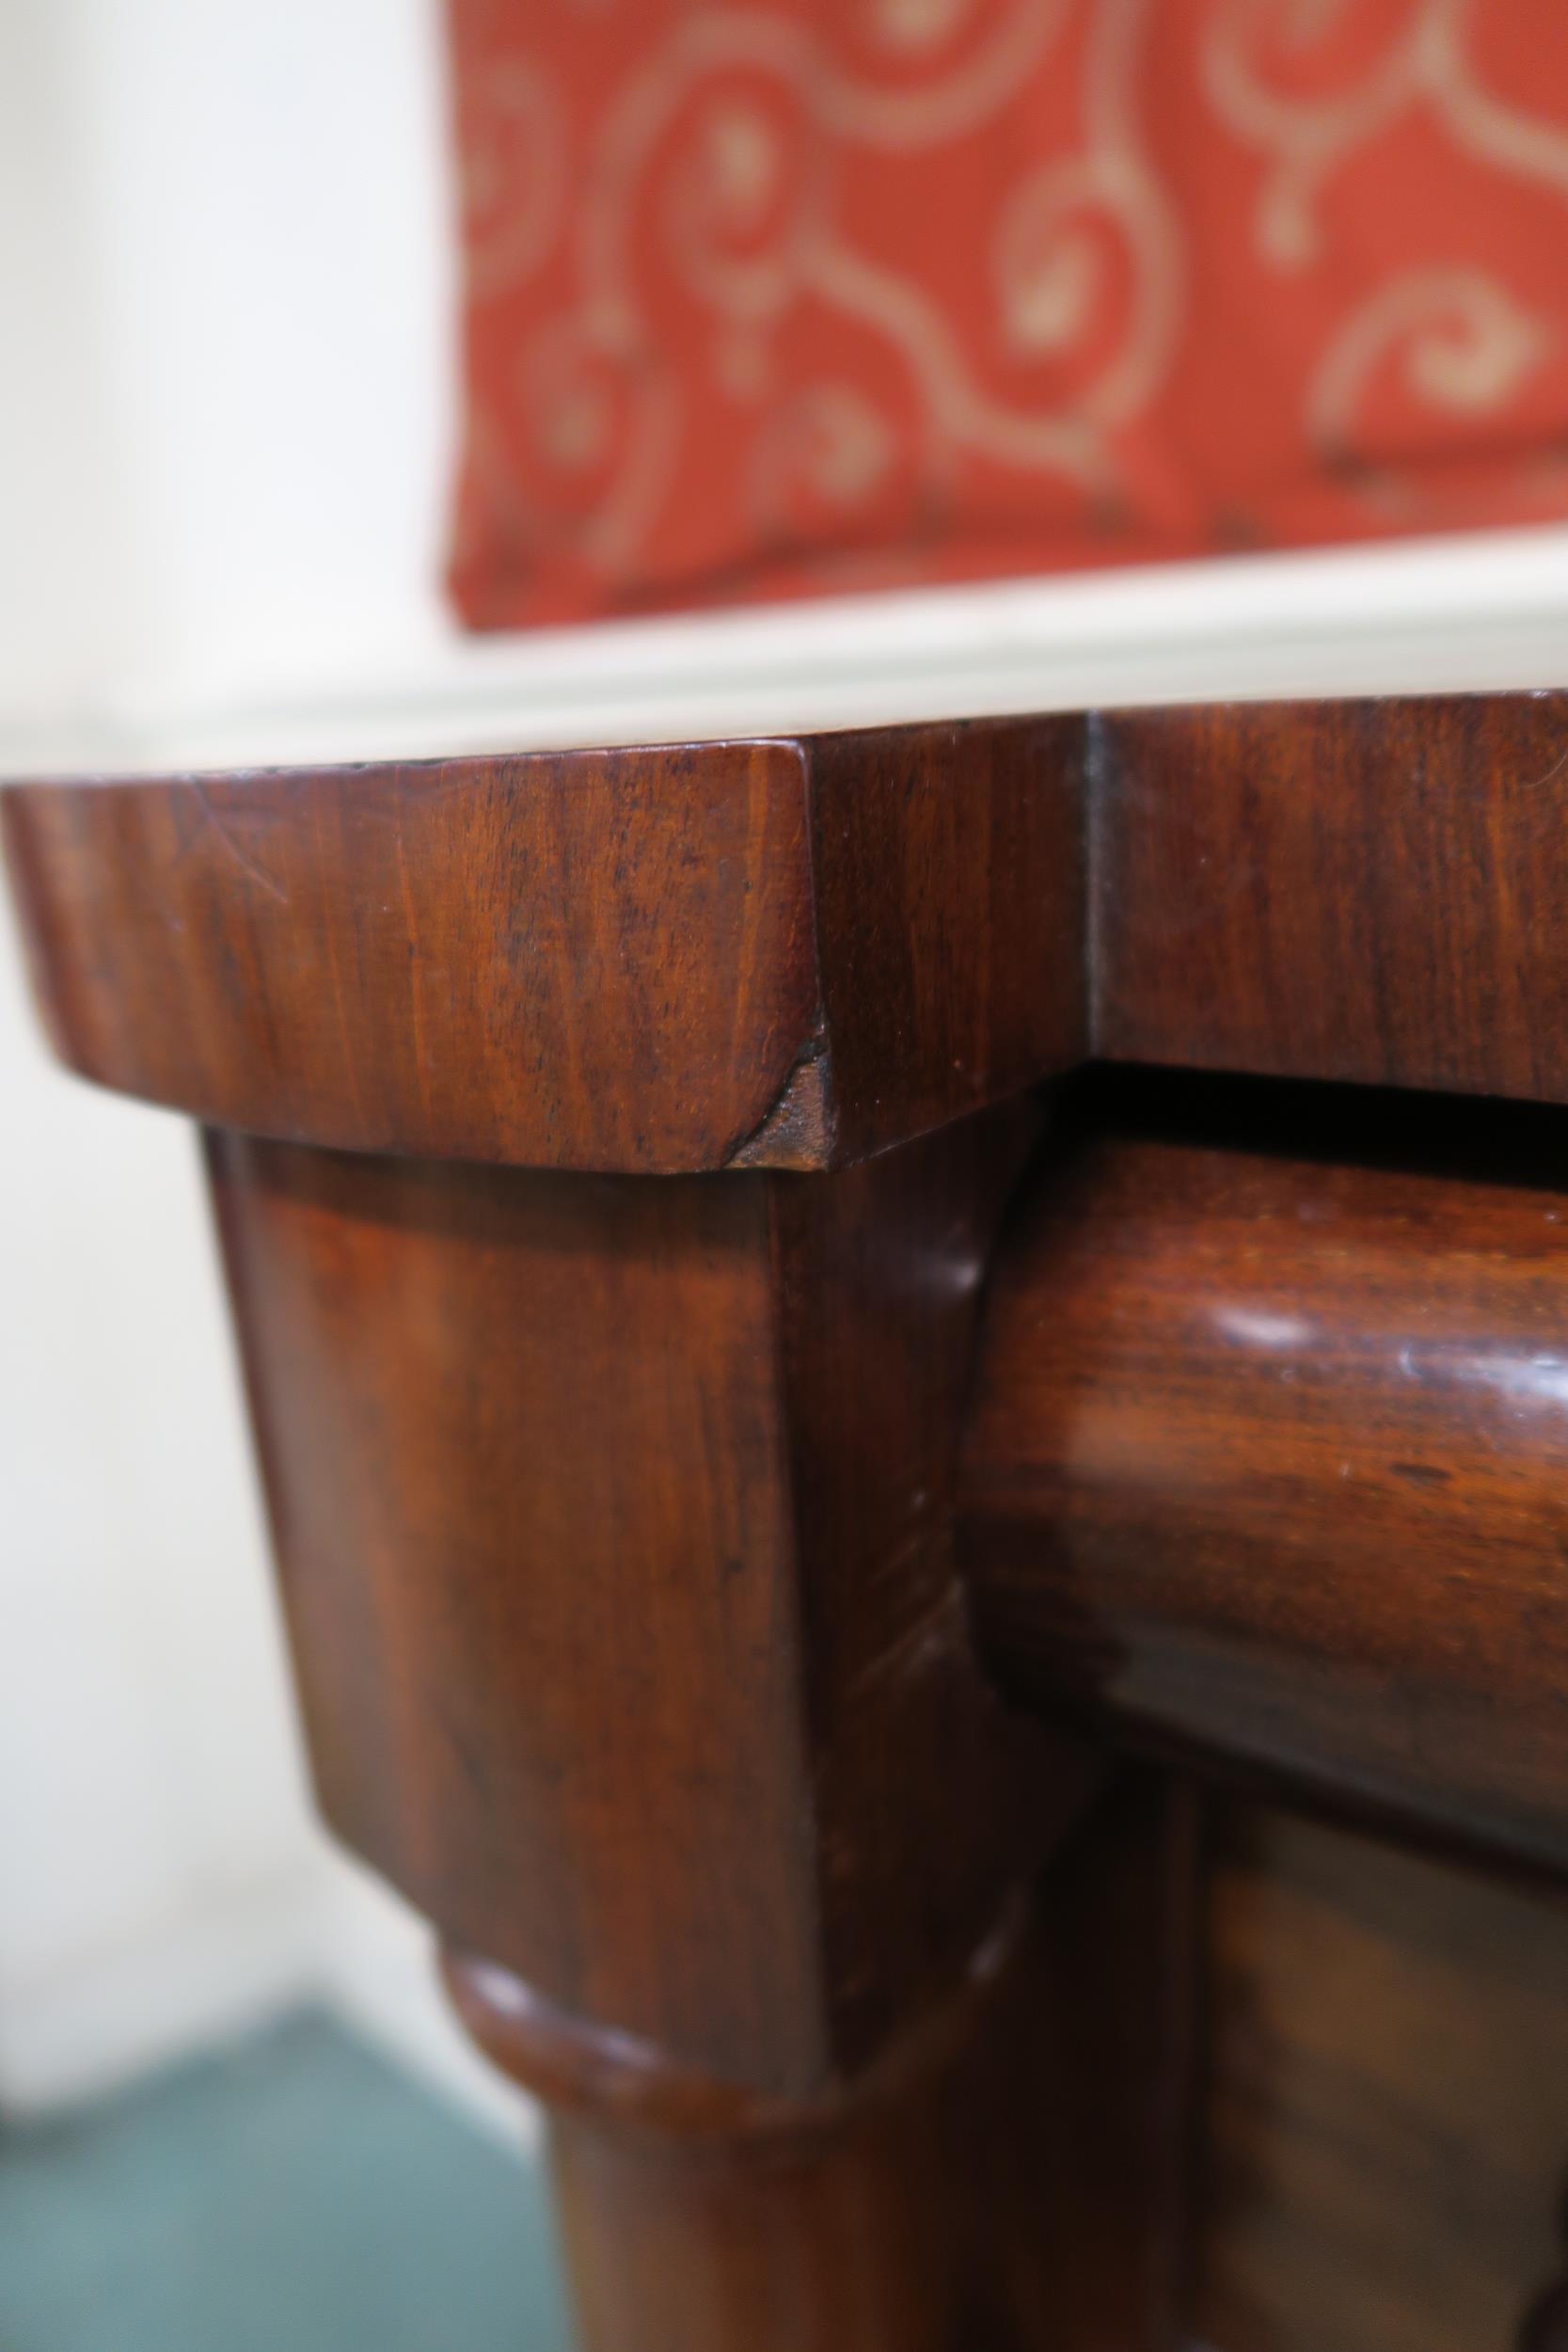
[505, 0, 1179, 573]
[1209, 0, 1563, 517]
[446, 0, 1568, 621]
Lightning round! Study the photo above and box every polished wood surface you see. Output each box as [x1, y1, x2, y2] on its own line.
[1025, 1772, 1202, 2352]
[450, 1774, 1199, 2352]
[12, 692, 1568, 1182]
[1197, 1801, 1568, 2352]
[1, 699, 1101, 2349]
[963, 1076, 1568, 1867]
[16, 690, 1568, 2350]
[205, 1103, 1083, 2099]
[465, 1893, 1064, 2352]
[7, 741, 816, 1171]
[2, 716, 1083, 1172]
[1097, 695, 1568, 1103]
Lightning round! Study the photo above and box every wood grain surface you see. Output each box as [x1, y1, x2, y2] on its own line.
[2, 717, 1084, 1172]
[205, 1102, 1079, 2099]
[13, 693, 1568, 1173]
[962, 1075, 1568, 1868]
[449, 1775, 1198, 2352]
[1095, 693, 1568, 1102]
[15, 691, 1568, 2352]
[1197, 1801, 1568, 2352]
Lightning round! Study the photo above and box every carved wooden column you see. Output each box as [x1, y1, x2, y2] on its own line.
[4, 720, 1184, 2350]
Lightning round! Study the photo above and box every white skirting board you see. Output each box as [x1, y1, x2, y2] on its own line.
[2, 523, 1564, 780]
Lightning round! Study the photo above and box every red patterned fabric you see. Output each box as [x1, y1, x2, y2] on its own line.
[447, 0, 1568, 631]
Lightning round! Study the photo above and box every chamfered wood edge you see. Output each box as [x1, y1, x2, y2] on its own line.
[0, 714, 1089, 1174]
[0, 739, 823, 1177]
[9, 689, 1568, 1173]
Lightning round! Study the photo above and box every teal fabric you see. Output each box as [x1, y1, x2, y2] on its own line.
[0, 2012, 575, 2351]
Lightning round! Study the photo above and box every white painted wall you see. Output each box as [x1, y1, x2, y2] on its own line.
[2, 0, 1566, 2140]
[0, 0, 528, 2145]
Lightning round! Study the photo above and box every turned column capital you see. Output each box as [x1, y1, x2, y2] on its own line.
[440, 1889, 1031, 2147]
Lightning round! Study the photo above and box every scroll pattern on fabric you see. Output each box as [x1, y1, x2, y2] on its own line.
[448, 0, 1568, 628]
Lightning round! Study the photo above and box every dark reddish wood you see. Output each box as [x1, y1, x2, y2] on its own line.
[446, 1775, 1200, 2352]
[204, 1103, 1087, 2098]
[1196, 1801, 1568, 2352]
[16, 693, 1568, 1160]
[789, 719, 1084, 1168]
[962, 1078, 1568, 1867]
[4, 741, 815, 1172]
[21, 690, 1568, 2352]
[455, 1893, 1057, 2352]
[0, 711, 1111, 2351]
[1095, 692, 1568, 1102]
[0, 716, 1084, 1173]
[1023, 1772, 1203, 2352]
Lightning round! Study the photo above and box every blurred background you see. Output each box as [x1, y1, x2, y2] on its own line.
[0, 6, 574, 2345]
[2, 1, 1566, 2344]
